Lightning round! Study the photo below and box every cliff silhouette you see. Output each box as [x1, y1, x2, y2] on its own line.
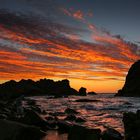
[0, 79, 79, 99]
[115, 60, 140, 97]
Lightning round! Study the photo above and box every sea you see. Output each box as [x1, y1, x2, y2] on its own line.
[27, 94, 140, 140]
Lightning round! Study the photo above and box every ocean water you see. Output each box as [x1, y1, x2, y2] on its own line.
[28, 94, 140, 140]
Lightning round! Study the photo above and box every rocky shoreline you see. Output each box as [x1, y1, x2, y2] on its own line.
[0, 95, 138, 140]
[1, 60, 140, 140]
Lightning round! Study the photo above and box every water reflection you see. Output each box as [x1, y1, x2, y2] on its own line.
[28, 94, 140, 139]
[43, 131, 67, 140]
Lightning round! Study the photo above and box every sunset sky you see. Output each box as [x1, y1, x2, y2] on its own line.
[0, 0, 140, 93]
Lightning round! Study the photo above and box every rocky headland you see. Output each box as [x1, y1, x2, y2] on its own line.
[115, 60, 140, 97]
[0, 78, 96, 99]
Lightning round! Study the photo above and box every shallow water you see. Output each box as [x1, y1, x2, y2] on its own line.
[28, 94, 140, 139]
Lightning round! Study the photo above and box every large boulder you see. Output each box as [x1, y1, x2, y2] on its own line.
[102, 128, 123, 140]
[79, 87, 87, 96]
[19, 109, 47, 131]
[68, 125, 101, 140]
[115, 60, 140, 96]
[123, 110, 140, 140]
[0, 119, 46, 140]
[57, 121, 73, 133]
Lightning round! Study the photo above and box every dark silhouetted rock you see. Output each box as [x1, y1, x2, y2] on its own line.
[115, 60, 140, 97]
[64, 108, 79, 115]
[75, 117, 86, 123]
[64, 114, 77, 121]
[19, 109, 47, 131]
[123, 110, 140, 140]
[102, 128, 123, 140]
[57, 121, 73, 133]
[0, 119, 46, 140]
[79, 87, 87, 96]
[68, 125, 101, 140]
[88, 91, 97, 95]
[0, 78, 78, 99]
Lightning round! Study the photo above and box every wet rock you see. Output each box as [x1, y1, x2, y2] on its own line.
[57, 121, 73, 133]
[123, 110, 140, 140]
[0, 119, 46, 140]
[75, 117, 86, 123]
[49, 111, 65, 116]
[102, 128, 123, 140]
[30, 106, 42, 114]
[41, 110, 47, 115]
[26, 99, 36, 106]
[64, 114, 76, 121]
[0, 114, 7, 119]
[75, 99, 99, 102]
[20, 109, 48, 131]
[43, 116, 58, 130]
[45, 116, 55, 121]
[123, 102, 132, 105]
[68, 124, 101, 140]
[65, 108, 79, 114]
[79, 87, 87, 96]
[115, 60, 140, 97]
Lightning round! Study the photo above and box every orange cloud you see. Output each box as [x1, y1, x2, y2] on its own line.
[73, 10, 84, 20]
[61, 8, 85, 20]
[0, 9, 140, 92]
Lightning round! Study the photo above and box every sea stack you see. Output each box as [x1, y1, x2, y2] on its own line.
[116, 60, 140, 97]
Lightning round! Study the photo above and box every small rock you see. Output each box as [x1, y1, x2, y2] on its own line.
[45, 116, 55, 121]
[65, 108, 79, 115]
[64, 115, 76, 121]
[68, 125, 101, 140]
[75, 117, 86, 123]
[88, 92, 96, 95]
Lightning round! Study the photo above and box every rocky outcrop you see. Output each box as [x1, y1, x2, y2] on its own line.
[88, 91, 97, 95]
[123, 110, 140, 140]
[0, 79, 78, 99]
[115, 60, 140, 96]
[78, 87, 87, 96]
[0, 119, 46, 140]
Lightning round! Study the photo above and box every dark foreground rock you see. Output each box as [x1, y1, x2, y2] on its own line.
[115, 60, 140, 97]
[68, 124, 101, 140]
[123, 110, 140, 140]
[0, 119, 46, 140]
[64, 108, 79, 114]
[57, 121, 73, 133]
[102, 128, 123, 140]
[19, 109, 48, 131]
